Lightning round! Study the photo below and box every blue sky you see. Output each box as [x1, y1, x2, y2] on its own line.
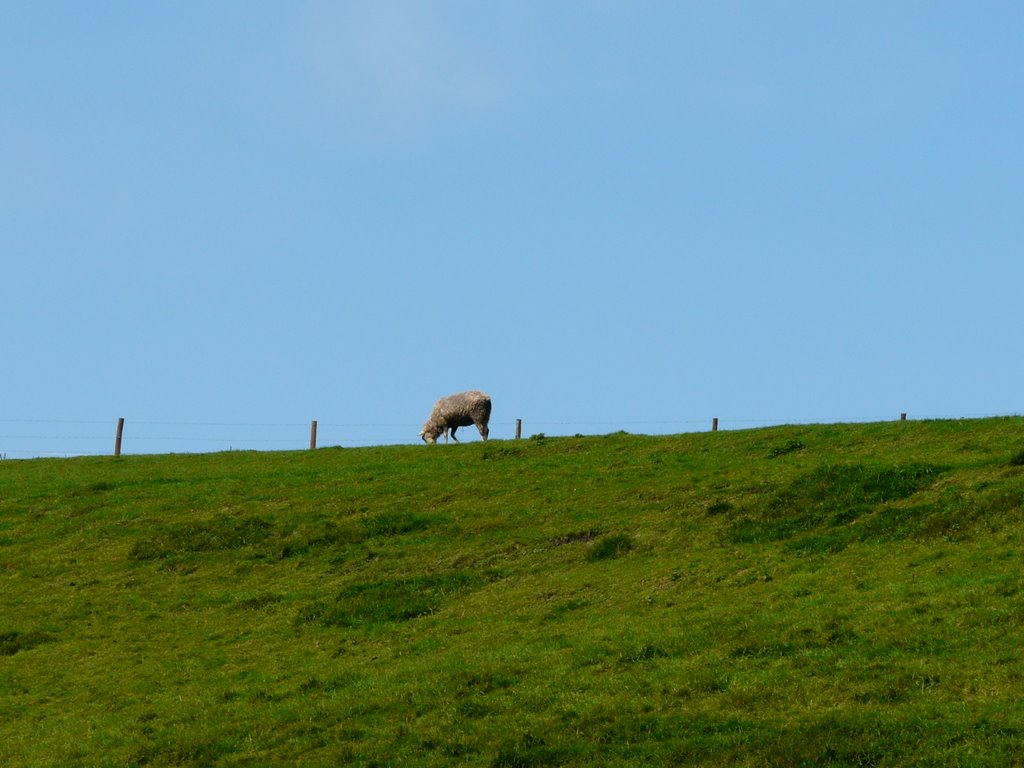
[3, 2, 1023, 457]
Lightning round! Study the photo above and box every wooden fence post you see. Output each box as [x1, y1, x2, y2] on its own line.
[310, 420, 318, 450]
[900, 412, 907, 422]
[515, 419, 522, 440]
[114, 417, 124, 457]
[712, 417, 719, 432]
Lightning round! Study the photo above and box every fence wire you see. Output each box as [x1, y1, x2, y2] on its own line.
[1, 412, 1019, 460]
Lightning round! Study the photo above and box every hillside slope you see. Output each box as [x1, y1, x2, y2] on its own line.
[2, 419, 1024, 767]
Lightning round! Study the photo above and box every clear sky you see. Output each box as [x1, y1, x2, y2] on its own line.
[3, 2, 1023, 457]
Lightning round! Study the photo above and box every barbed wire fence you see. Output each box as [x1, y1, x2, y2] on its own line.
[2, 411, 1020, 460]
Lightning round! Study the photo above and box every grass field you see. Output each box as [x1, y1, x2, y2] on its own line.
[3, 418, 1024, 767]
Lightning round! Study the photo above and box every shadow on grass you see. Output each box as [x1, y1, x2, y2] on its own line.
[726, 462, 953, 550]
[296, 569, 503, 628]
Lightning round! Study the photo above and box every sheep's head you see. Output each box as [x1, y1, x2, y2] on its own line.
[420, 423, 443, 444]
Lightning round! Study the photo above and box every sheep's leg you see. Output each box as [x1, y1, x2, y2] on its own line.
[477, 422, 489, 441]
[450, 425, 461, 443]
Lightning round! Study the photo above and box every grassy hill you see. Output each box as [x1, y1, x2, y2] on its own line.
[3, 418, 1024, 767]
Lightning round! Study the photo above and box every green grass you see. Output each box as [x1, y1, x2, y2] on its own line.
[3, 418, 1024, 766]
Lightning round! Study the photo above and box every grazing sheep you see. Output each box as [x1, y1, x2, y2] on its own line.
[420, 390, 492, 444]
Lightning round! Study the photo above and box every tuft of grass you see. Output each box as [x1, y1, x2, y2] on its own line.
[297, 570, 497, 628]
[128, 513, 273, 561]
[768, 438, 805, 458]
[492, 733, 566, 768]
[728, 462, 946, 547]
[0, 630, 54, 656]
[359, 511, 436, 538]
[706, 500, 733, 516]
[585, 533, 634, 561]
